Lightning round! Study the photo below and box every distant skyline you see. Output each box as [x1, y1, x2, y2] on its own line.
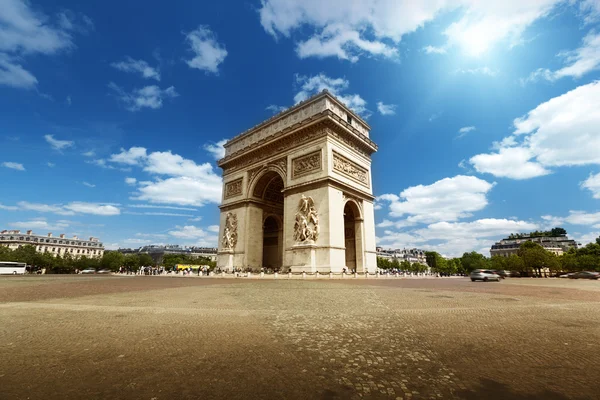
[1, 0, 600, 257]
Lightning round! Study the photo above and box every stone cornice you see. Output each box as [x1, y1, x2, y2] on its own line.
[223, 90, 371, 153]
[219, 116, 377, 176]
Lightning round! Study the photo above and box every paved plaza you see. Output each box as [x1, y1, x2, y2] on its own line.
[1, 276, 599, 400]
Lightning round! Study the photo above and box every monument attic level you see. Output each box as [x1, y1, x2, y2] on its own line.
[216, 90, 378, 273]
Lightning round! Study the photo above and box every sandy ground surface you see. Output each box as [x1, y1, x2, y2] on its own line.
[1, 275, 599, 400]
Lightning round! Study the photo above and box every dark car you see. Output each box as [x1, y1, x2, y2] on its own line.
[568, 271, 600, 280]
[491, 269, 508, 279]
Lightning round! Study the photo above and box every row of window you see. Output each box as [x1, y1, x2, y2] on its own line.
[0, 236, 102, 247]
[36, 246, 103, 255]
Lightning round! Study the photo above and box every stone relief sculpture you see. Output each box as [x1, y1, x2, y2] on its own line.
[222, 212, 238, 250]
[294, 195, 319, 242]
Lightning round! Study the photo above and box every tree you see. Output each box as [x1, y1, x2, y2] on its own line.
[400, 260, 411, 271]
[11, 245, 38, 265]
[491, 256, 508, 271]
[551, 227, 567, 236]
[460, 252, 491, 273]
[100, 251, 124, 271]
[596, 236, 600, 246]
[426, 251, 447, 274]
[560, 253, 579, 272]
[138, 253, 154, 267]
[518, 241, 551, 276]
[377, 257, 391, 269]
[123, 254, 140, 270]
[504, 254, 524, 273]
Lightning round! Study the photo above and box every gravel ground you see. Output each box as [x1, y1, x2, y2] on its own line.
[0, 275, 598, 400]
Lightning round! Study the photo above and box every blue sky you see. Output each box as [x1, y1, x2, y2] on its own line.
[1, 0, 600, 256]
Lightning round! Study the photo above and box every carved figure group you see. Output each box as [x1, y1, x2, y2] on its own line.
[222, 212, 238, 250]
[294, 195, 319, 242]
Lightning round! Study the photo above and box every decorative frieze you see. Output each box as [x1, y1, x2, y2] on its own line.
[224, 178, 243, 199]
[332, 151, 369, 188]
[292, 150, 321, 179]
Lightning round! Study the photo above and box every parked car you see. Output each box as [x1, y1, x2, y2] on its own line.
[470, 269, 501, 282]
[81, 268, 96, 274]
[568, 271, 600, 280]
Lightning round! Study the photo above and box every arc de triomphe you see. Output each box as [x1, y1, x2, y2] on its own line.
[217, 90, 378, 273]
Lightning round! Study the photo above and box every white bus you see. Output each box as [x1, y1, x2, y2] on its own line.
[0, 261, 27, 275]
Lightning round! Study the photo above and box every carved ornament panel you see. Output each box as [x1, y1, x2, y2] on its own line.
[292, 150, 321, 179]
[332, 151, 369, 188]
[224, 178, 243, 199]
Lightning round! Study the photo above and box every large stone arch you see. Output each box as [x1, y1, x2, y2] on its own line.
[217, 90, 378, 273]
[342, 198, 366, 272]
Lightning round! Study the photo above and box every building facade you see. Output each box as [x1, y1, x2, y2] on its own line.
[490, 234, 578, 257]
[376, 247, 428, 265]
[0, 230, 104, 258]
[217, 90, 378, 273]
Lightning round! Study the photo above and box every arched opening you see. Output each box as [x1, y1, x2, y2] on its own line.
[344, 202, 357, 272]
[252, 170, 284, 271]
[343, 201, 364, 272]
[262, 216, 282, 271]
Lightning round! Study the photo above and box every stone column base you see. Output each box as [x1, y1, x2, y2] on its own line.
[290, 242, 317, 273]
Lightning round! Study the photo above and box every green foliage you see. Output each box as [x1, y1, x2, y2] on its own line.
[377, 257, 392, 269]
[460, 252, 491, 273]
[162, 253, 214, 269]
[491, 256, 508, 271]
[138, 253, 154, 266]
[507, 227, 567, 239]
[505, 254, 525, 272]
[425, 251, 448, 273]
[100, 251, 124, 271]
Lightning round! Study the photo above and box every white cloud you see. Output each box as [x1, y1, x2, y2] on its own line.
[47, 162, 55, 167]
[259, 0, 566, 61]
[44, 134, 74, 151]
[203, 139, 227, 160]
[457, 125, 476, 139]
[168, 225, 218, 246]
[185, 26, 228, 74]
[108, 83, 178, 112]
[2, 161, 25, 171]
[377, 218, 539, 258]
[66, 95, 71, 105]
[108, 147, 223, 207]
[82, 150, 95, 157]
[294, 73, 369, 116]
[135, 177, 221, 207]
[377, 175, 495, 224]
[0, 203, 19, 211]
[125, 211, 193, 217]
[266, 104, 287, 113]
[376, 102, 396, 116]
[111, 56, 160, 81]
[470, 147, 551, 179]
[207, 225, 220, 233]
[125, 177, 137, 186]
[109, 147, 147, 165]
[543, 210, 600, 227]
[581, 172, 600, 199]
[573, 231, 600, 246]
[9, 218, 69, 232]
[0, 1, 89, 89]
[0, 54, 37, 88]
[524, 30, 600, 83]
[65, 202, 119, 216]
[189, 216, 202, 222]
[14, 201, 120, 216]
[423, 45, 447, 54]
[82, 182, 95, 188]
[128, 204, 198, 211]
[86, 159, 114, 169]
[455, 67, 497, 76]
[470, 81, 600, 179]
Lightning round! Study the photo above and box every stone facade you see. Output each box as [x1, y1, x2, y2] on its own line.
[0, 230, 104, 258]
[217, 90, 378, 273]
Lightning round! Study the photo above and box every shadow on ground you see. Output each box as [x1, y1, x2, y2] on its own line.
[457, 378, 591, 400]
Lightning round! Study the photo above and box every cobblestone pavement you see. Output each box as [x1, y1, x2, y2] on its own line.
[1, 276, 599, 400]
